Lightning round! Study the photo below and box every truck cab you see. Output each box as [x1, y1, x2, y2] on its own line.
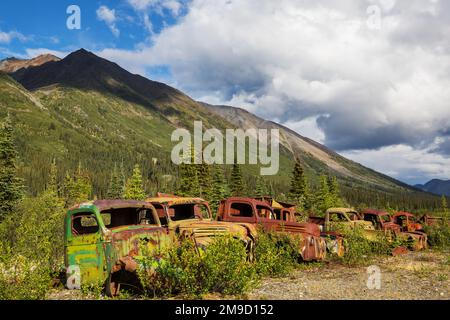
[217, 197, 327, 261]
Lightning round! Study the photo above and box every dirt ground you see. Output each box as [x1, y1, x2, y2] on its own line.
[247, 250, 450, 300]
[48, 250, 450, 300]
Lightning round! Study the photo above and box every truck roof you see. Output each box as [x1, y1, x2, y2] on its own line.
[222, 197, 271, 207]
[394, 211, 415, 217]
[362, 209, 390, 216]
[69, 199, 156, 212]
[146, 196, 206, 206]
[326, 207, 358, 214]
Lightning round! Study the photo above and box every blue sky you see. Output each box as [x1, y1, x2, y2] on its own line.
[0, 0, 186, 60]
[2, 0, 450, 185]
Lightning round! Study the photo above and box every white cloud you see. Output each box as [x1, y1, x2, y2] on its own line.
[96, 5, 120, 37]
[341, 142, 450, 185]
[88, 0, 450, 181]
[127, 0, 183, 16]
[25, 48, 69, 59]
[0, 30, 26, 43]
[283, 117, 327, 144]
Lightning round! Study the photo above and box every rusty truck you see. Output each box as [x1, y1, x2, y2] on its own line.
[216, 197, 327, 261]
[145, 194, 256, 257]
[393, 212, 425, 233]
[361, 209, 427, 251]
[64, 200, 173, 296]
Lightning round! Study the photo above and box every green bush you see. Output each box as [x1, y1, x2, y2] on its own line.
[339, 228, 397, 266]
[254, 231, 299, 277]
[0, 243, 52, 300]
[138, 235, 256, 298]
[424, 223, 450, 249]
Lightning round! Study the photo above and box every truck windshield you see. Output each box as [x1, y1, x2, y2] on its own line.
[100, 207, 157, 228]
[169, 203, 211, 221]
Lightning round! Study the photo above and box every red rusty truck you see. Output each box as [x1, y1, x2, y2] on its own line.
[216, 197, 327, 261]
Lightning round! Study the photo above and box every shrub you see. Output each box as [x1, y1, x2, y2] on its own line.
[339, 228, 397, 266]
[424, 223, 450, 249]
[138, 235, 256, 298]
[254, 231, 299, 277]
[0, 243, 52, 300]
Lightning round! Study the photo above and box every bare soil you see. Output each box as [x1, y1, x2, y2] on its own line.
[247, 250, 450, 300]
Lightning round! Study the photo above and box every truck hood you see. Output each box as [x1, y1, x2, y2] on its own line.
[170, 219, 249, 246]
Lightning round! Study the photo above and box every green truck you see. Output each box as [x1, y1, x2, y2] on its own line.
[64, 200, 173, 296]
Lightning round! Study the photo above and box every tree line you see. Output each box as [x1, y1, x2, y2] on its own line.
[1, 115, 448, 224]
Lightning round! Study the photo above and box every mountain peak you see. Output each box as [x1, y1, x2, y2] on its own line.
[10, 48, 190, 107]
[0, 53, 60, 73]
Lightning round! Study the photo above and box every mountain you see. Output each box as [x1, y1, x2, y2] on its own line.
[415, 179, 450, 196]
[0, 49, 438, 206]
[0, 54, 60, 73]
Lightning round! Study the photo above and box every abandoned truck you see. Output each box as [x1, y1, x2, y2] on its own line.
[145, 194, 256, 256]
[216, 197, 327, 261]
[393, 212, 425, 233]
[361, 209, 427, 251]
[64, 200, 173, 296]
[258, 197, 345, 257]
[419, 214, 450, 227]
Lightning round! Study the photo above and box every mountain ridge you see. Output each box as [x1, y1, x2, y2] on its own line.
[415, 179, 450, 196]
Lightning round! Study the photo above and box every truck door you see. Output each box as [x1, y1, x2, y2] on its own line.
[66, 211, 106, 285]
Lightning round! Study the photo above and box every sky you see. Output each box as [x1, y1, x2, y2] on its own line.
[1, 0, 450, 185]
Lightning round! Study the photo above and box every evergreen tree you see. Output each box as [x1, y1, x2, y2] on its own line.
[63, 162, 92, 207]
[0, 115, 24, 221]
[197, 163, 213, 200]
[124, 164, 146, 200]
[107, 163, 125, 199]
[288, 160, 311, 210]
[441, 195, 448, 217]
[255, 176, 266, 198]
[328, 175, 344, 207]
[47, 158, 58, 196]
[315, 175, 333, 213]
[210, 166, 229, 216]
[230, 163, 245, 196]
[177, 146, 200, 197]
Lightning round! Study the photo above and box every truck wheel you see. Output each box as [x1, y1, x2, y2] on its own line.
[105, 272, 121, 297]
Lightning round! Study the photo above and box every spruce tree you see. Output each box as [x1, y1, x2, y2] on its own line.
[177, 146, 200, 197]
[441, 195, 448, 217]
[288, 160, 310, 210]
[63, 162, 93, 207]
[47, 158, 58, 196]
[315, 175, 333, 213]
[197, 163, 213, 200]
[255, 176, 266, 198]
[230, 163, 245, 196]
[124, 164, 146, 200]
[0, 115, 24, 221]
[328, 175, 344, 207]
[210, 165, 229, 216]
[107, 164, 125, 199]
